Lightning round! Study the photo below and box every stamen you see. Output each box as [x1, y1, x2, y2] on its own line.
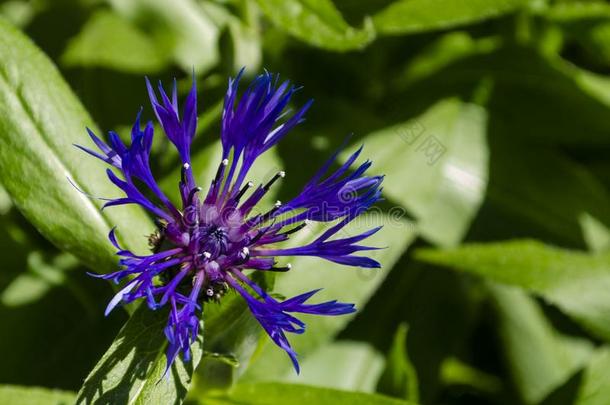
[263, 171, 285, 191]
[247, 219, 277, 245]
[249, 229, 265, 245]
[188, 187, 202, 202]
[270, 263, 292, 272]
[213, 159, 229, 186]
[203, 251, 211, 259]
[206, 288, 214, 297]
[281, 220, 308, 236]
[236, 246, 250, 264]
[234, 181, 254, 202]
[260, 200, 281, 223]
[181, 163, 190, 184]
[238, 172, 285, 215]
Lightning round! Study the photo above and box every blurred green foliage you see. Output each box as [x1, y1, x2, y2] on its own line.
[0, 0, 609, 404]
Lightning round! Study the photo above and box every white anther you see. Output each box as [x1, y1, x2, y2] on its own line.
[183, 163, 190, 169]
[242, 247, 250, 255]
[279, 171, 286, 178]
[274, 200, 282, 207]
[206, 288, 214, 296]
[221, 159, 229, 166]
[203, 251, 211, 259]
[247, 181, 254, 187]
[286, 263, 292, 270]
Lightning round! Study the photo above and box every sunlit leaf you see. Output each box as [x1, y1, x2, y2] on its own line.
[1, 252, 79, 307]
[108, 0, 220, 73]
[373, 0, 533, 35]
[377, 323, 419, 402]
[204, 382, 416, 405]
[0, 385, 75, 405]
[440, 357, 502, 394]
[352, 98, 489, 246]
[255, 0, 375, 51]
[61, 10, 167, 73]
[546, 1, 610, 21]
[281, 341, 384, 392]
[76, 303, 203, 405]
[0, 18, 152, 272]
[572, 347, 610, 405]
[200, 1, 262, 71]
[340, 260, 481, 402]
[580, 213, 610, 253]
[416, 240, 610, 341]
[488, 284, 593, 404]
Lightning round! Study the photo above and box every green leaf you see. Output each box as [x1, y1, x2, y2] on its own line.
[546, 1, 610, 21]
[574, 22, 610, 67]
[494, 48, 610, 146]
[340, 259, 481, 402]
[243, 213, 416, 380]
[454, 53, 610, 247]
[1, 252, 79, 308]
[416, 240, 610, 342]
[488, 49, 610, 146]
[488, 284, 592, 404]
[572, 347, 610, 405]
[0, 1, 35, 28]
[202, 293, 261, 371]
[0, 385, 75, 405]
[226, 17, 262, 72]
[377, 323, 419, 403]
[191, 352, 240, 396]
[372, 0, 533, 36]
[281, 341, 385, 392]
[205, 382, 416, 405]
[405, 47, 610, 246]
[200, 1, 263, 71]
[0, 18, 152, 272]
[567, 62, 610, 113]
[440, 357, 502, 394]
[400, 32, 500, 86]
[254, 0, 375, 51]
[108, 0, 220, 73]
[76, 303, 203, 405]
[406, 45, 610, 146]
[580, 213, 610, 253]
[544, 346, 610, 404]
[61, 10, 167, 73]
[0, 183, 11, 213]
[0, 258, 128, 389]
[352, 97, 488, 246]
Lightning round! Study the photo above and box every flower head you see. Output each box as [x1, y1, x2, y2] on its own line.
[79, 70, 383, 373]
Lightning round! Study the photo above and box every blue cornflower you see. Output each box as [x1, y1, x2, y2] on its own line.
[79, 70, 383, 373]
